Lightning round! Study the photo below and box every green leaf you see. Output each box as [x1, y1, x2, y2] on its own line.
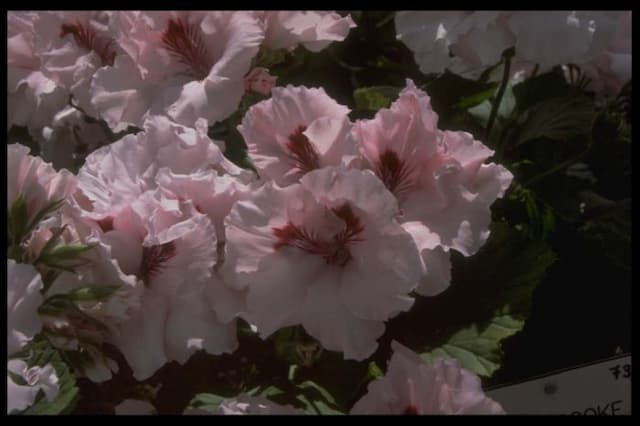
[353, 86, 396, 110]
[20, 340, 79, 415]
[420, 315, 524, 377]
[513, 95, 595, 146]
[187, 392, 227, 412]
[296, 380, 343, 415]
[67, 285, 121, 302]
[512, 68, 571, 112]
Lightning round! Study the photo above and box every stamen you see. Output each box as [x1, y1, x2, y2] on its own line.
[272, 203, 364, 267]
[286, 125, 321, 174]
[377, 149, 416, 196]
[60, 20, 116, 67]
[139, 241, 176, 286]
[161, 17, 212, 81]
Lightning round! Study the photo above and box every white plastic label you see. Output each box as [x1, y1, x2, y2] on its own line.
[487, 354, 631, 415]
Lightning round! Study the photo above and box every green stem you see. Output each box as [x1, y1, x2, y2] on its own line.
[485, 49, 514, 142]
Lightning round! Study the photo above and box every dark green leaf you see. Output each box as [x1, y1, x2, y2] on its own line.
[512, 68, 571, 112]
[513, 95, 595, 146]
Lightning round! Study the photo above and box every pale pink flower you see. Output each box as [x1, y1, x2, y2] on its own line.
[507, 11, 596, 72]
[258, 11, 356, 52]
[223, 166, 423, 360]
[352, 81, 513, 295]
[91, 11, 264, 130]
[94, 189, 237, 380]
[31, 11, 117, 117]
[575, 11, 631, 98]
[7, 360, 59, 414]
[244, 67, 277, 95]
[155, 168, 250, 244]
[7, 144, 77, 232]
[351, 341, 505, 415]
[238, 85, 358, 186]
[8, 260, 44, 356]
[395, 12, 513, 78]
[7, 12, 67, 133]
[77, 115, 249, 222]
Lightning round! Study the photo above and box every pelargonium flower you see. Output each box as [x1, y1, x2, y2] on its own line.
[573, 11, 631, 98]
[257, 11, 356, 52]
[31, 11, 118, 117]
[7, 12, 68, 134]
[351, 80, 513, 296]
[238, 85, 358, 186]
[395, 12, 514, 79]
[77, 115, 250, 223]
[91, 189, 237, 380]
[351, 341, 505, 415]
[507, 11, 596, 72]
[90, 11, 264, 130]
[223, 166, 423, 360]
[8, 260, 44, 356]
[396, 10, 630, 88]
[185, 395, 303, 415]
[7, 359, 59, 414]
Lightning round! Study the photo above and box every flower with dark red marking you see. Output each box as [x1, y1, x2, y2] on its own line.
[239, 85, 358, 186]
[223, 166, 423, 360]
[352, 80, 513, 297]
[90, 11, 264, 130]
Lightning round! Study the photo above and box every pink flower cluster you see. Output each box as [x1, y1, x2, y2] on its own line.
[8, 11, 355, 136]
[7, 11, 511, 415]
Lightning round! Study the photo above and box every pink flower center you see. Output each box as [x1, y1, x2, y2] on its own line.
[139, 241, 177, 286]
[161, 17, 212, 81]
[377, 149, 416, 197]
[286, 125, 321, 174]
[272, 203, 364, 267]
[60, 21, 116, 67]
